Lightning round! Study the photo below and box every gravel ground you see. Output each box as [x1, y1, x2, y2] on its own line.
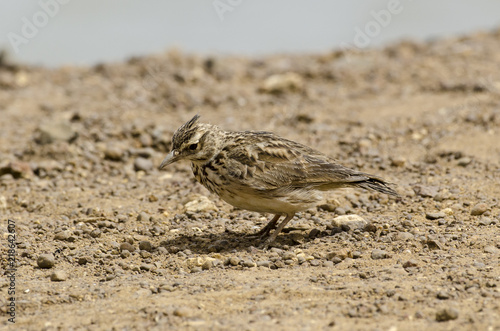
[1, 29, 500, 330]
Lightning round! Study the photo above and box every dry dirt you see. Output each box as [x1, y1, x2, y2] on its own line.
[1, 29, 500, 330]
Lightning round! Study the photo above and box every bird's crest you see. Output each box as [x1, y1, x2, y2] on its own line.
[172, 114, 201, 149]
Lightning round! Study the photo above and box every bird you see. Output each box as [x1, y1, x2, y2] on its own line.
[159, 115, 398, 246]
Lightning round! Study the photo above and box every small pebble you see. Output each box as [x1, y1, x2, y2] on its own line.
[456, 157, 471, 167]
[332, 215, 367, 230]
[120, 242, 136, 252]
[435, 308, 459, 321]
[138, 240, 153, 252]
[426, 212, 445, 220]
[437, 291, 450, 300]
[323, 261, 334, 267]
[37, 254, 55, 269]
[54, 230, 75, 242]
[484, 246, 499, 254]
[242, 259, 256, 268]
[77, 257, 91, 265]
[134, 157, 153, 172]
[137, 212, 150, 222]
[390, 156, 406, 167]
[228, 257, 240, 266]
[173, 307, 195, 318]
[50, 270, 67, 282]
[396, 232, 414, 241]
[371, 249, 389, 260]
[403, 260, 418, 268]
[140, 263, 155, 271]
[120, 250, 131, 258]
[104, 145, 125, 161]
[257, 260, 271, 268]
[309, 260, 320, 267]
[470, 203, 488, 216]
[330, 257, 342, 265]
[352, 251, 362, 259]
[478, 217, 494, 226]
[190, 267, 202, 273]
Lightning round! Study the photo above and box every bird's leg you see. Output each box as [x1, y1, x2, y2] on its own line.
[249, 214, 281, 238]
[261, 213, 295, 247]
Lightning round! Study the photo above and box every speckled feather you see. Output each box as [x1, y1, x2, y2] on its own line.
[160, 115, 397, 245]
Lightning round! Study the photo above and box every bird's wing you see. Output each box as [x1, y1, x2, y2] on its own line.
[220, 132, 364, 191]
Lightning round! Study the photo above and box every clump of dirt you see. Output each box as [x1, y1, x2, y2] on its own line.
[1, 30, 500, 330]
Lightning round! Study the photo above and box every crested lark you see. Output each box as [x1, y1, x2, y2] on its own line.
[159, 115, 397, 246]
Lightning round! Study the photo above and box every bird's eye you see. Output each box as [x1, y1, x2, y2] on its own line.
[189, 143, 198, 150]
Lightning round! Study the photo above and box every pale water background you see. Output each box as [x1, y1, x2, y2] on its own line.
[1, 0, 499, 67]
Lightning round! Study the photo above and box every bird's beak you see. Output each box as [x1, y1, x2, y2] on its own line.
[159, 150, 179, 170]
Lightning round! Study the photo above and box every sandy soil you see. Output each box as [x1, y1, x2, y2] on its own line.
[1, 29, 500, 330]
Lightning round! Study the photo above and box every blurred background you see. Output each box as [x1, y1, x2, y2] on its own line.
[1, 0, 499, 67]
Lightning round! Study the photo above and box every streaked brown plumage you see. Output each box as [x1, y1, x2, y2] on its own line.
[159, 115, 397, 246]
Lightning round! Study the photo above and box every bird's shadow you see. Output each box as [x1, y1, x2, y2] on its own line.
[158, 228, 331, 254]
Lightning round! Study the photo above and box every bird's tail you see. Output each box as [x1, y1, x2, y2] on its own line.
[353, 176, 399, 197]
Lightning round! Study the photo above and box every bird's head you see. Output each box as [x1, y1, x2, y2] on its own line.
[159, 115, 220, 169]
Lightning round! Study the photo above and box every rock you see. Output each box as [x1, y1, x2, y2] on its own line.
[390, 156, 406, 167]
[138, 240, 153, 252]
[54, 230, 75, 242]
[326, 249, 350, 261]
[242, 259, 256, 268]
[139, 133, 153, 147]
[257, 260, 272, 268]
[140, 263, 155, 271]
[324, 260, 335, 267]
[403, 260, 418, 268]
[227, 256, 240, 266]
[308, 228, 321, 238]
[395, 232, 414, 241]
[37, 254, 55, 269]
[104, 145, 125, 161]
[120, 250, 131, 258]
[184, 195, 218, 214]
[134, 157, 153, 172]
[309, 259, 320, 267]
[50, 270, 68, 282]
[173, 307, 195, 318]
[470, 203, 488, 215]
[332, 215, 367, 230]
[0, 161, 33, 179]
[425, 239, 443, 250]
[478, 217, 494, 226]
[260, 72, 304, 94]
[484, 246, 499, 254]
[202, 258, 218, 270]
[317, 204, 337, 212]
[120, 242, 136, 252]
[90, 229, 101, 238]
[435, 308, 459, 321]
[77, 256, 91, 265]
[426, 211, 445, 220]
[36, 120, 77, 144]
[371, 249, 389, 260]
[413, 185, 438, 198]
[352, 251, 362, 259]
[187, 257, 204, 268]
[456, 157, 471, 167]
[436, 291, 450, 300]
[137, 212, 151, 222]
